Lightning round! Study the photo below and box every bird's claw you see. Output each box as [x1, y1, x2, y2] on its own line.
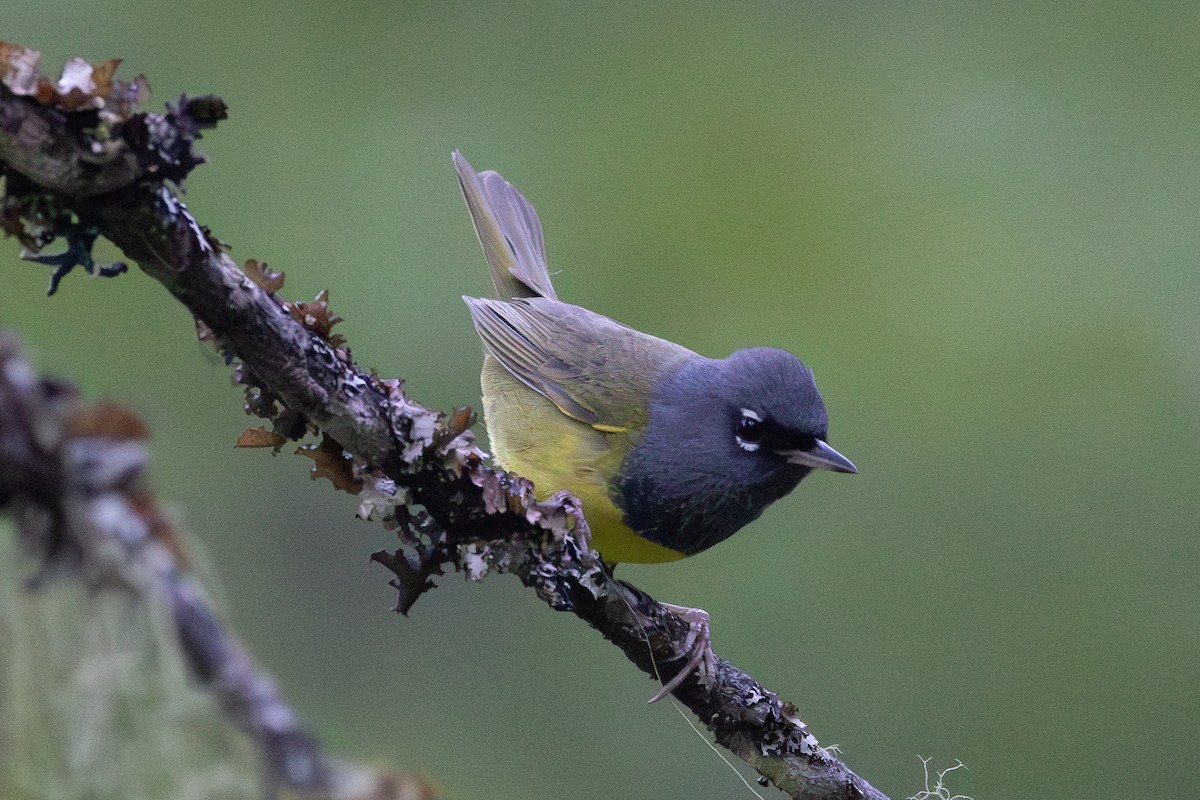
[647, 603, 715, 704]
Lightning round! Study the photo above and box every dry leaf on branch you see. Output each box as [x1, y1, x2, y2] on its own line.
[242, 258, 285, 294]
[286, 289, 345, 346]
[296, 433, 361, 494]
[236, 426, 288, 449]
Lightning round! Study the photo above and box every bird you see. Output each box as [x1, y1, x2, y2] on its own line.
[454, 151, 856, 697]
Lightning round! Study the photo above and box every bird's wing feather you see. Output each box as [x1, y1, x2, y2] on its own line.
[453, 150, 556, 300]
[464, 296, 694, 430]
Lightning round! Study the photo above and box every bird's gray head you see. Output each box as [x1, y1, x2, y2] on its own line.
[615, 346, 855, 555]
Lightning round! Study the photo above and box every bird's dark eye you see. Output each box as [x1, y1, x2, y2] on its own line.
[738, 416, 765, 442]
[735, 409, 766, 451]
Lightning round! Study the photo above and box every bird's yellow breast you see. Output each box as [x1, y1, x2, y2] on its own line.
[480, 358, 686, 564]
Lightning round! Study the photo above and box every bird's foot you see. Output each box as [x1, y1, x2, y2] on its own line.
[647, 603, 714, 704]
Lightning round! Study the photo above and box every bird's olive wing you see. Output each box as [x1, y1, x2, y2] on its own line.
[464, 296, 693, 431]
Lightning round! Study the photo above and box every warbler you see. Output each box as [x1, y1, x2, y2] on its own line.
[455, 152, 855, 568]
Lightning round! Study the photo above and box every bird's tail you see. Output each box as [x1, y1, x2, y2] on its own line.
[453, 150, 557, 301]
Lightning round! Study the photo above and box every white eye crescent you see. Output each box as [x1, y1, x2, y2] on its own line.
[736, 408, 764, 452]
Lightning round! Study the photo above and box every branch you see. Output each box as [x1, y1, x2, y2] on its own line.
[0, 42, 888, 800]
[0, 332, 433, 800]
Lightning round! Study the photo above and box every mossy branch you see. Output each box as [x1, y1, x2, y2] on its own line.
[0, 41, 888, 800]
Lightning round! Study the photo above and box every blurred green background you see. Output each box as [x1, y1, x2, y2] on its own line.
[3, 2, 1199, 798]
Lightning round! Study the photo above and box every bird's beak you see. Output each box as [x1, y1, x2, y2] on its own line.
[781, 440, 858, 473]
